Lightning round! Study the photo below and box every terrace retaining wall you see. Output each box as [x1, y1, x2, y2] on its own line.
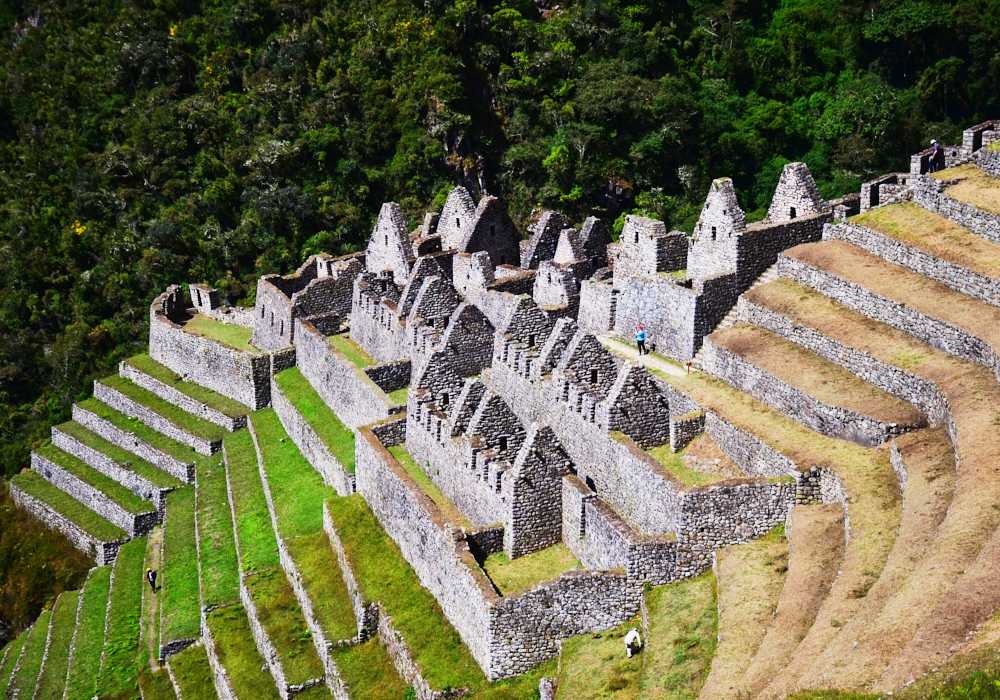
[913, 175, 1000, 244]
[120, 361, 246, 431]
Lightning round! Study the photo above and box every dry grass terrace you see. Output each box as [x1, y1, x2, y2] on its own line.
[181, 313, 260, 354]
[852, 202, 1000, 277]
[711, 323, 925, 427]
[930, 163, 1000, 216]
[646, 434, 740, 488]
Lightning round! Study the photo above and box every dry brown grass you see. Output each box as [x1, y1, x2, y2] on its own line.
[785, 241, 1000, 352]
[700, 527, 789, 700]
[852, 202, 1000, 277]
[746, 278, 1000, 692]
[682, 434, 742, 479]
[933, 164, 1000, 216]
[739, 505, 845, 698]
[711, 324, 925, 426]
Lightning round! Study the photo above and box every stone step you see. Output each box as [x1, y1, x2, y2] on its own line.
[9, 470, 126, 566]
[31, 445, 158, 537]
[52, 421, 184, 513]
[95, 377, 225, 456]
[120, 353, 248, 431]
[828, 205, 1000, 309]
[701, 323, 926, 447]
[74, 400, 196, 483]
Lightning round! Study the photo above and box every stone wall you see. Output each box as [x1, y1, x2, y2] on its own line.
[149, 290, 271, 410]
[9, 482, 122, 566]
[614, 276, 699, 360]
[703, 411, 798, 478]
[700, 338, 923, 447]
[119, 362, 246, 431]
[294, 319, 401, 429]
[363, 360, 411, 394]
[93, 382, 222, 456]
[978, 148, 1000, 179]
[577, 281, 617, 335]
[736, 212, 829, 289]
[269, 377, 355, 496]
[913, 175, 1000, 244]
[73, 404, 195, 483]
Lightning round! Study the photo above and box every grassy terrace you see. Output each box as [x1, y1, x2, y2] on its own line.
[243, 568, 326, 685]
[711, 323, 925, 427]
[182, 313, 260, 354]
[646, 438, 732, 488]
[482, 545, 580, 596]
[161, 487, 201, 646]
[34, 590, 80, 700]
[138, 668, 177, 700]
[388, 443, 472, 529]
[326, 495, 486, 691]
[388, 386, 409, 404]
[168, 644, 217, 700]
[273, 367, 356, 472]
[125, 353, 248, 418]
[556, 617, 643, 700]
[7, 609, 52, 698]
[98, 537, 147, 697]
[100, 375, 228, 442]
[328, 332, 373, 368]
[65, 566, 112, 700]
[700, 526, 789, 699]
[78, 397, 204, 466]
[853, 202, 1000, 277]
[930, 163, 1000, 216]
[57, 420, 184, 489]
[11, 470, 126, 542]
[36, 443, 155, 514]
[0, 629, 29, 696]
[331, 640, 411, 699]
[222, 430, 280, 574]
[285, 532, 358, 641]
[206, 605, 281, 700]
[196, 455, 240, 608]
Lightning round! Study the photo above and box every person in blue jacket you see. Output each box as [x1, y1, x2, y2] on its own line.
[636, 325, 647, 356]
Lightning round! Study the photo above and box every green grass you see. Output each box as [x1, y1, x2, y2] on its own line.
[222, 430, 280, 574]
[161, 487, 201, 645]
[183, 314, 259, 354]
[326, 495, 486, 691]
[645, 441, 730, 488]
[388, 386, 409, 404]
[168, 644, 218, 700]
[388, 444, 472, 528]
[138, 668, 178, 700]
[99, 376, 227, 442]
[328, 333, 373, 368]
[141, 531, 161, 668]
[196, 455, 240, 609]
[57, 421, 185, 489]
[7, 609, 52, 697]
[126, 353, 248, 418]
[78, 398, 204, 466]
[556, 617, 643, 700]
[243, 568, 326, 685]
[482, 545, 580, 596]
[12, 470, 126, 542]
[332, 640, 412, 699]
[206, 605, 281, 700]
[36, 443, 155, 514]
[98, 537, 147, 698]
[638, 571, 718, 699]
[0, 628, 30, 696]
[285, 532, 357, 641]
[467, 659, 559, 699]
[35, 590, 81, 700]
[273, 368, 356, 472]
[66, 566, 112, 700]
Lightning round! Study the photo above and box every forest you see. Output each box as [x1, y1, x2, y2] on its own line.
[0, 0, 996, 510]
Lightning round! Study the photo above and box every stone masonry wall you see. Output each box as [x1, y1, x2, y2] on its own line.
[614, 276, 699, 360]
[119, 362, 246, 431]
[703, 411, 798, 478]
[577, 281, 617, 335]
[363, 360, 411, 394]
[978, 148, 1000, 179]
[913, 175, 1000, 244]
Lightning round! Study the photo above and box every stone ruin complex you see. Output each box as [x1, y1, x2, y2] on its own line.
[8, 118, 1000, 699]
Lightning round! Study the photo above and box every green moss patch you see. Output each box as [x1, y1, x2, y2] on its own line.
[328, 333, 373, 368]
[57, 421, 184, 489]
[161, 487, 201, 645]
[244, 568, 326, 685]
[273, 368, 356, 472]
[125, 353, 248, 418]
[34, 590, 81, 700]
[206, 605, 281, 700]
[77, 398, 203, 466]
[482, 545, 580, 596]
[12, 470, 126, 542]
[99, 376, 227, 442]
[65, 566, 112, 700]
[99, 537, 147, 697]
[7, 610, 52, 698]
[167, 644, 218, 700]
[223, 430, 280, 574]
[285, 532, 357, 642]
[36, 444, 154, 514]
[556, 617, 643, 700]
[389, 444, 471, 528]
[325, 495, 485, 691]
[182, 314, 259, 354]
[195, 455, 240, 608]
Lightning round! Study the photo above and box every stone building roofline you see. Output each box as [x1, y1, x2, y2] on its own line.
[763, 162, 829, 224]
[439, 186, 477, 251]
[692, 177, 746, 243]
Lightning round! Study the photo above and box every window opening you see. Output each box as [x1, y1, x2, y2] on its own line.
[711, 226, 717, 240]
[441, 392, 449, 406]
[590, 368, 598, 384]
[456, 217, 461, 228]
[528, 334, 536, 348]
[790, 207, 797, 219]
[384, 234, 388, 245]
[499, 436, 508, 452]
